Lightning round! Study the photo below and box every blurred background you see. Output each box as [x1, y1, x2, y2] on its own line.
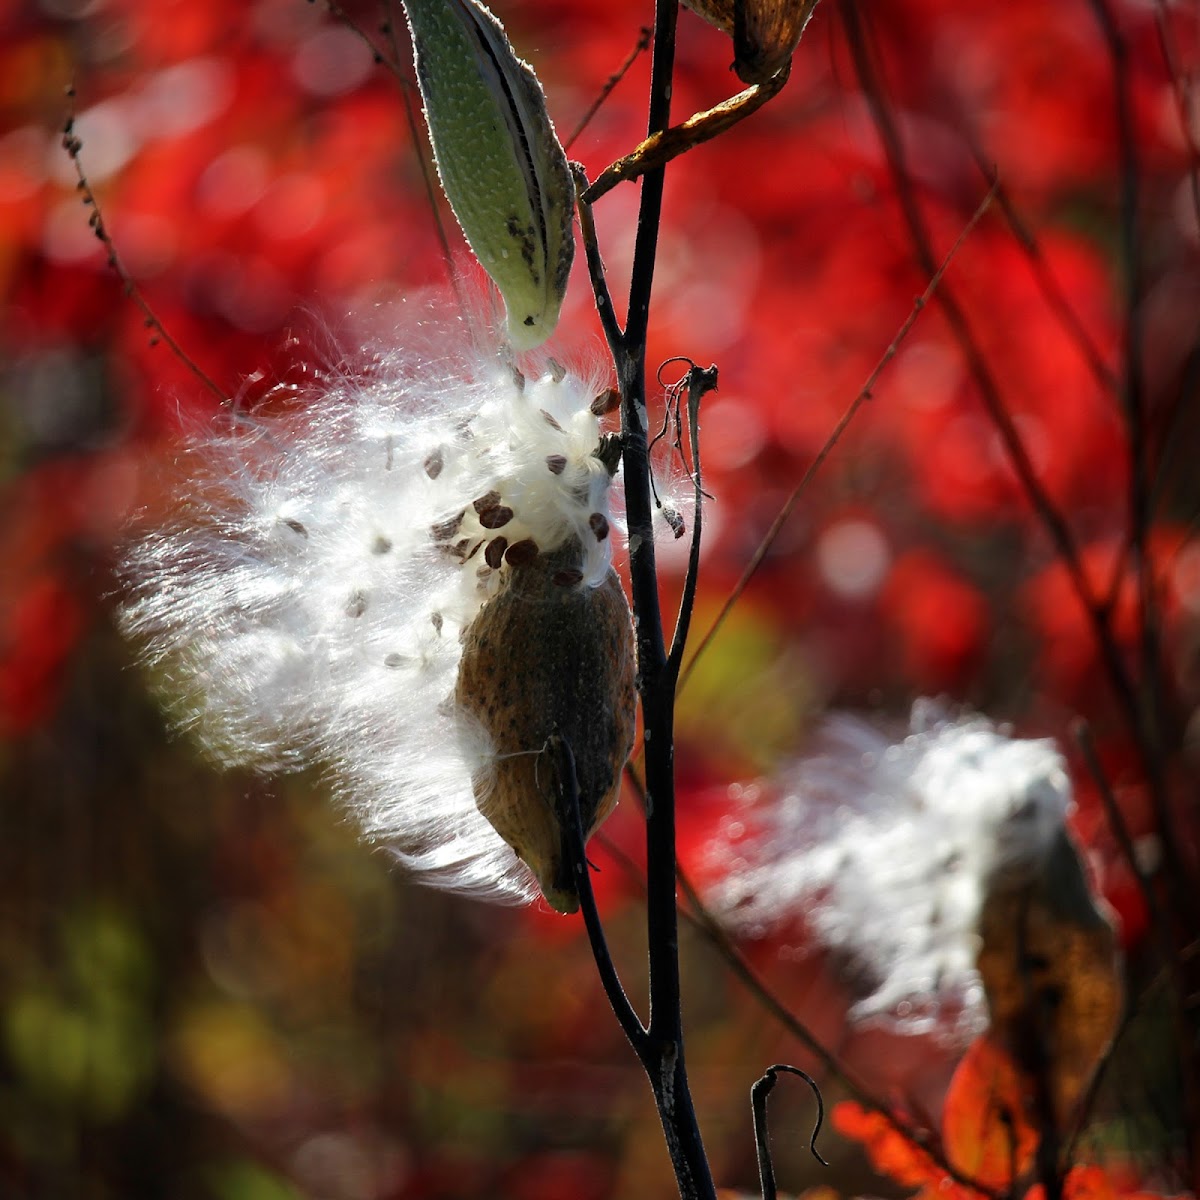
[2, 0, 1199, 1196]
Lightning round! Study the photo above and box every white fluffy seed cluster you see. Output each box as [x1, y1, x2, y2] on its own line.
[120, 314, 619, 904]
[709, 700, 1072, 1042]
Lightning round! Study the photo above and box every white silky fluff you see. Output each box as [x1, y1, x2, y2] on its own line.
[120, 310, 617, 904]
[710, 700, 1072, 1042]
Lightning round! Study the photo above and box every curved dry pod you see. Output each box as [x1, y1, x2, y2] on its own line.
[683, 0, 819, 84]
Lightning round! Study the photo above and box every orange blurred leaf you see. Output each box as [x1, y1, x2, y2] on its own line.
[832, 1102, 944, 1190]
[943, 1036, 1037, 1189]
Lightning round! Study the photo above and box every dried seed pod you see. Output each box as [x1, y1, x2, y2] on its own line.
[976, 829, 1121, 1127]
[682, 0, 819, 84]
[456, 541, 636, 913]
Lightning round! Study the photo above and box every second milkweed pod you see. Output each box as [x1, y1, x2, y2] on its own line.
[682, 0, 820, 84]
[402, 0, 575, 350]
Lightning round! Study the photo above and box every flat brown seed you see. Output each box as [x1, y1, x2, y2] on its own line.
[478, 504, 514, 530]
[485, 537, 508, 568]
[282, 517, 308, 537]
[384, 653, 404, 668]
[424, 448, 444, 478]
[430, 512, 464, 541]
[372, 535, 393, 554]
[553, 567, 583, 587]
[345, 590, 368, 618]
[546, 454, 567, 474]
[431, 611, 443, 634]
[473, 491, 502, 515]
[591, 387, 621, 416]
[504, 538, 539, 566]
[589, 513, 609, 541]
[540, 409, 564, 431]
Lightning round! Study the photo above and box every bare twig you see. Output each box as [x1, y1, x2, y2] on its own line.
[966, 148, 1118, 400]
[565, 24, 654, 152]
[583, 63, 791, 203]
[61, 100, 228, 405]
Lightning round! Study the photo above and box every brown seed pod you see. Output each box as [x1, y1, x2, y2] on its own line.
[455, 541, 636, 913]
[682, 0, 819, 84]
[975, 829, 1122, 1127]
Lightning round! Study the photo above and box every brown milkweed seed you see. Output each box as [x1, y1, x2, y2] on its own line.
[282, 517, 308, 537]
[588, 513, 609, 541]
[504, 538, 539, 566]
[473, 490, 501, 515]
[546, 454, 567, 475]
[345, 590, 368, 618]
[478, 504, 514, 530]
[485, 537, 508, 568]
[430, 512, 464, 541]
[540, 408, 564, 431]
[591, 387, 621, 416]
[431, 611, 444, 634]
[423, 448, 444, 478]
[372, 534, 393, 555]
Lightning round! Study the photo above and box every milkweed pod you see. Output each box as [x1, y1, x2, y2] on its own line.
[401, 0, 575, 350]
[682, 0, 820, 84]
[455, 541, 636, 913]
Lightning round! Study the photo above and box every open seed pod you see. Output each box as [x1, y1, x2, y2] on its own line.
[683, 0, 819, 84]
[456, 539, 636, 913]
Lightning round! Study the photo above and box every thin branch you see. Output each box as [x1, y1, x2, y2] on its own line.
[584, 63, 791, 204]
[966, 147, 1118, 400]
[1152, 0, 1200, 236]
[565, 25, 654, 152]
[61, 104, 229, 405]
[572, 164, 624, 349]
[753, 1063, 828, 1200]
[680, 182, 996, 691]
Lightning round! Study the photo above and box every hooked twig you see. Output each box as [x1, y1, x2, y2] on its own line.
[752, 1063, 828, 1200]
[666, 361, 720, 680]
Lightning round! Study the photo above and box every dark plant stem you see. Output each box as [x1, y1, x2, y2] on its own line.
[574, 1, 717, 1195]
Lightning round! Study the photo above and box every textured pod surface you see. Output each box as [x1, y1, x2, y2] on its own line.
[682, 0, 819, 83]
[403, 0, 575, 349]
[977, 829, 1121, 1126]
[456, 545, 636, 913]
